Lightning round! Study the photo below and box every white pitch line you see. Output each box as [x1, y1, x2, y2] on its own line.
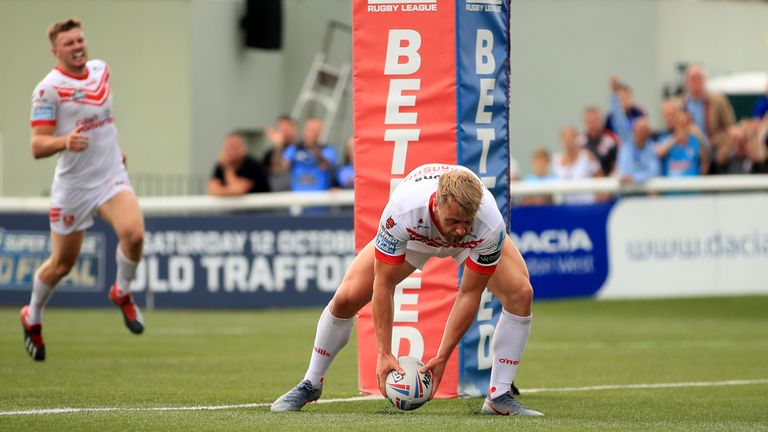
[1, 379, 766, 416]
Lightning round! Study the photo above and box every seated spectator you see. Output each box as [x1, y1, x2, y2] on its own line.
[681, 65, 735, 173]
[655, 111, 709, 177]
[604, 81, 645, 135]
[576, 106, 619, 175]
[335, 137, 354, 189]
[752, 83, 768, 120]
[714, 121, 767, 174]
[283, 117, 337, 191]
[610, 77, 660, 184]
[263, 114, 297, 192]
[522, 147, 556, 206]
[208, 134, 270, 196]
[552, 126, 603, 204]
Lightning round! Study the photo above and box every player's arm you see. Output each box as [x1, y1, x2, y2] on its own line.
[31, 124, 88, 159]
[372, 258, 411, 396]
[421, 266, 491, 396]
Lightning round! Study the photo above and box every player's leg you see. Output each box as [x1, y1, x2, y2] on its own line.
[97, 189, 145, 334]
[21, 230, 84, 361]
[272, 240, 415, 411]
[482, 236, 542, 416]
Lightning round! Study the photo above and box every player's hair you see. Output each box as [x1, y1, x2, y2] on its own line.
[48, 18, 82, 45]
[436, 170, 484, 216]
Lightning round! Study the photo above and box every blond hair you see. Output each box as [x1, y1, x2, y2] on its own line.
[436, 170, 484, 216]
[48, 18, 82, 46]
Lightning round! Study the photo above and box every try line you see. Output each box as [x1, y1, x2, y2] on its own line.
[2, 378, 766, 416]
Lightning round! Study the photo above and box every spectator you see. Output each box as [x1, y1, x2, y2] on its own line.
[552, 126, 603, 204]
[655, 111, 709, 177]
[263, 114, 297, 192]
[610, 77, 660, 184]
[576, 106, 619, 175]
[714, 121, 766, 174]
[522, 147, 556, 206]
[208, 134, 270, 196]
[752, 83, 768, 120]
[283, 118, 337, 191]
[681, 65, 735, 171]
[335, 137, 354, 189]
[604, 81, 645, 134]
[652, 98, 682, 143]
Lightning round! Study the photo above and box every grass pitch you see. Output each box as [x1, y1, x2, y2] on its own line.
[1, 296, 767, 431]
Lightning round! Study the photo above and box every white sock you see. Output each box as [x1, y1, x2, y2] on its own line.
[489, 309, 532, 399]
[303, 304, 354, 387]
[28, 272, 56, 325]
[115, 245, 139, 296]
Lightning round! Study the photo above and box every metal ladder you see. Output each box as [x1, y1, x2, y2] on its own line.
[290, 20, 352, 144]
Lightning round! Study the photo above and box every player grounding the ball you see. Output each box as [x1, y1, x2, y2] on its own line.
[271, 164, 542, 416]
[21, 18, 146, 361]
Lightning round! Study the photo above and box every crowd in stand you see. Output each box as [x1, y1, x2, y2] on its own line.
[520, 65, 768, 204]
[207, 115, 353, 196]
[207, 65, 768, 200]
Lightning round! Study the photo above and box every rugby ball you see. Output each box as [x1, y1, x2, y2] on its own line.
[385, 356, 433, 411]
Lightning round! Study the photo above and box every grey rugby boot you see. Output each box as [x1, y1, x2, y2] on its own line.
[271, 379, 323, 412]
[481, 391, 544, 416]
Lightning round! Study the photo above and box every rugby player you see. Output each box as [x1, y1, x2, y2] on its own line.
[272, 164, 542, 416]
[21, 18, 146, 361]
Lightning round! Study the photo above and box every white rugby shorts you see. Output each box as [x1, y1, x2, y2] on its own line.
[49, 172, 134, 235]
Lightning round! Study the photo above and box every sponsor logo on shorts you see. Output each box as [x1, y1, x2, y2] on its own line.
[477, 250, 500, 264]
[63, 215, 75, 227]
[376, 230, 398, 254]
[385, 216, 396, 230]
[49, 207, 61, 223]
[498, 358, 520, 365]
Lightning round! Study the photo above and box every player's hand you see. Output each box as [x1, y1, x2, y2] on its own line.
[420, 355, 448, 400]
[376, 353, 404, 397]
[65, 124, 89, 152]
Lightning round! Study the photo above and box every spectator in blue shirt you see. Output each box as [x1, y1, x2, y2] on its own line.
[283, 118, 337, 191]
[752, 84, 768, 120]
[610, 77, 660, 184]
[655, 110, 709, 177]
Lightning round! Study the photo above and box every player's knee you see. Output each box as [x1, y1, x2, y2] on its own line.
[330, 292, 364, 319]
[512, 274, 534, 306]
[122, 227, 144, 249]
[51, 259, 76, 279]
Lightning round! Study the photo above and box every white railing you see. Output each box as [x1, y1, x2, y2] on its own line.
[0, 190, 356, 215]
[0, 175, 766, 214]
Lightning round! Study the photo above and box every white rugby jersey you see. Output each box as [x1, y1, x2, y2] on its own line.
[374, 164, 507, 275]
[30, 60, 123, 189]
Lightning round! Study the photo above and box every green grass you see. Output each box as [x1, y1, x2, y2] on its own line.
[1, 296, 767, 431]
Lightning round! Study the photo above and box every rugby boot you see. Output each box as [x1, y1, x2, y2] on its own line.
[109, 284, 144, 334]
[271, 379, 323, 412]
[481, 390, 544, 416]
[20, 306, 46, 361]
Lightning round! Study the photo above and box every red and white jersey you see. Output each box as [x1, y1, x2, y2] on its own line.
[30, 60, 123, 189]
[374, 164, 507, 275]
